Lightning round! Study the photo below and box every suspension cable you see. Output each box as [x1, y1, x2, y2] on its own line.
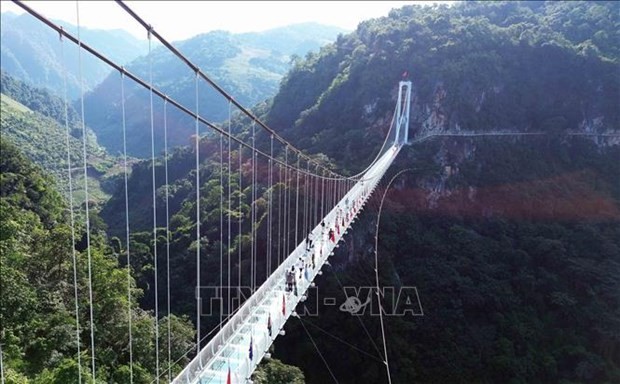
[267, 135, 274, 279]
[321, 170, 326, 220]
[219, 128, 224, 328]
[373, 169, 413, 384]
[113, 0, 349, 178]
[328, 266, 383, 360]
[148, 303, 244, 384]
[147, 27, 161, 381]
[60, 28, 82, 384]
[295, 156, 300, 246]
[75, 2, 96, 379]
[302, 160, 309, 240]
[297, 317, 339, 384]
[163, 97, 172, 382]
[238, 142, 242, 305]
[251, 122, 256, 292]
[120, 70, 133, 384]
[283, 147, 289, 258]
[227, 101, 232, 317]
[277, 163, 283, 266]
[14, 0, 354, 184]
[314, 165, 319, 228]
[298, 316, 383, 363]
[194, 69, 203, 358]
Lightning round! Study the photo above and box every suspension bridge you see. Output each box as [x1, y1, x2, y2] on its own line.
[6, 2, 617, 384]
[5, 1, 413, 383]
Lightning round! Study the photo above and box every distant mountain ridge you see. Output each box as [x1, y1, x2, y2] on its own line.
[81, 23, 347, 157]
[1, 11, 149, 99]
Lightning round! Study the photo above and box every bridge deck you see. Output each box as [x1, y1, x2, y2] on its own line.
[172, 144, 401, 384]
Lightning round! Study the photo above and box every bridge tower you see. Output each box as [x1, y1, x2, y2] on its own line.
[395, 81, 412, 145]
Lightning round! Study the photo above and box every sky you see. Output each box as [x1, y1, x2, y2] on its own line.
[1, 1, 452, 41]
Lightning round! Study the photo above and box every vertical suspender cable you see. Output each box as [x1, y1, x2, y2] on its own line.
[163, 97, 172, 381]
[309, 171, 313, 231]
[283, 147, 289, 257]
[227, 101, 232, 317]
[120, 70, 133, 384]
[238, 143, 242, 303]
[219, 128, 224, 328]
[266, 157, 271, 281]
[60, 29, 82, 383]
[335, 178, 339, 209]
[250, 139, 254, 291]
[75, 2, 96, 379]
[277, 164, 282, 266]
[332, 177, 336, 211]
[287, 151, 293, 254]
[314, 165, 319, 228]
[267, 135, 274, 278]
[328, 177, 332, 211]
[328, 177, 332, 213]
[307, 167, 312, 234]
[295, 157, 300, 247]
[302, 161, 308, 239]
[147, 27, 160, 380]
[321, 171, 326, 220]
[194, 70, 201, 356]
[251, 123, 256, 291]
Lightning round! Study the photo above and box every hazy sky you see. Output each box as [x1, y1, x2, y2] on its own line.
[2, 1, 453, 41]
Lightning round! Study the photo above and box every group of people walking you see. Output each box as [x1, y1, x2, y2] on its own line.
[283, 192, 367, 296]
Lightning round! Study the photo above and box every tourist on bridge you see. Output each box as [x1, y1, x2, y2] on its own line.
[297, 257, 305, 280]
[305, 232, 314, 251]
[286, 267, 294, 293]
[329, 228, 335, 243]
[298, 263, 305, 281]
[288, 266, 297, 296]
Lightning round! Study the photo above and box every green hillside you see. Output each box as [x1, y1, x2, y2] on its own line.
[0, 72, 123, 206]
[82, 24, 346, 158]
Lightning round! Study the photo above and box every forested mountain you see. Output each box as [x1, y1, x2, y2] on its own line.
[0, 71, 122, 205]
[266, 1, 619, 172]
[1, 11, 148, 99]
[96, 1, 619, 383]
[0, 139, 195, 383]
[1, 1, 619, 383]
[82, 23, 346, 157]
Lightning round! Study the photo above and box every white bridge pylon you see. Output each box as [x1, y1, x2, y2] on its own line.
[172, 81, 411, 384]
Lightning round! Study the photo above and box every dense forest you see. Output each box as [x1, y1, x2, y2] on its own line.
[1, 1, 619, 383]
